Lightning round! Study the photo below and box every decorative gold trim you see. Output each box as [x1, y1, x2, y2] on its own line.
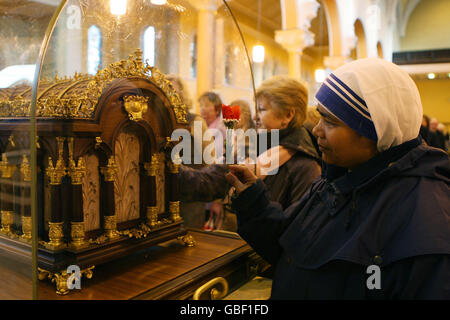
[21, 216, 32, 241]
[169, 201, 181, 222]
[123, 95, 149, 121]
[0, 49, 188, 122]
[193, 277, 228, 300]
[0, 211, 14, 235]
[144, 154, 159, 177]
[0, 154, 16, 179]
[103, 215, 121, 239]
[20, 155, 31, 182]
[8, 135, 15, 148]
[146, 206, 159, 228]
[46, 137, 67, 185]
[178, 234, 196, 247]
[67, 138, 86, 185]
[70, 222, 87, 250]
[121, 222, 152, 239]
[38, 265, 95, 295]
[100, 156, 118, 182]
[46, 221, 66, 250]
[95, 137, 102, 148]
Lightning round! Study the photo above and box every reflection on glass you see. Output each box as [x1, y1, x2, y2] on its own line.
[190, 34, 197, 78]
[110, 0, 127, 16]
[143, 26, 156, 67]
[87, 25, 102, 75]
[0, 0, 256, 299]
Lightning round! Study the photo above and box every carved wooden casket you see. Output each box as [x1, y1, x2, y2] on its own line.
[0, 50, 192, 294]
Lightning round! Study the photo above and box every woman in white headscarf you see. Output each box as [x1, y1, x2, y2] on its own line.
[226, 58, 450, 299]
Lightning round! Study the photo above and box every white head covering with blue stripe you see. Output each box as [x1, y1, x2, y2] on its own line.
[315, 58, 423, 152]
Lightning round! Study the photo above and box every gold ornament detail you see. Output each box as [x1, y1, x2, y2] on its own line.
[103, 215, 121, 239]
[123, 95, 149, 121]
[100, 156, 118, 182]
[169, 201, 181, 222]
[38, 265, 95, 295]
[144, 154, 159, 177]
[21, 216, 32, 241]
[67, 138, 86, 185]
[178, 234, 196, 247]
[70, 222, 87, 250]
[0, 154, 16, 179]
[0, 49, 187, 123]
[20, 155, 31, 182]
[0, 211, 14, 235]
[146, 206, 159, 228]
[46, 137, 67, 185]
[46, 221, 66, 250]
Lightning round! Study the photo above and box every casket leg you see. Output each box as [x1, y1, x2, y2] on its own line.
[38, 266, 95, 295]
[178, 234, 196, 247]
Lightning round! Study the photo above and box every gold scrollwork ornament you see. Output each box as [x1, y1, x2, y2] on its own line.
[123, 95, 149, 121]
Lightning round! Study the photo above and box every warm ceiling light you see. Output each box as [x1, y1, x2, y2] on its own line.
[151, 0, 167, 4]
[427, 73, 436, 80]
[448, 73, 450, 78]
[315, 69, 326, 83]
[110, 0, 127, 15]
[252, 45, 265, 63]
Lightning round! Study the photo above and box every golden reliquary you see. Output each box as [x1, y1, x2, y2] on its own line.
[0, 49, 194, 295]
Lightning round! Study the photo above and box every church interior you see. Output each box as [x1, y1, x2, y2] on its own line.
[0, 0, 448, 300]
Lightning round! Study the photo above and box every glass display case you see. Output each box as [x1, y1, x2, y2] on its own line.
[0, 0, 256, 299]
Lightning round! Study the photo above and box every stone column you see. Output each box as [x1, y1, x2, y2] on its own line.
[192, 0, 220, 97]
[275, 29, 315, 80]
[324, 55, 348, 71]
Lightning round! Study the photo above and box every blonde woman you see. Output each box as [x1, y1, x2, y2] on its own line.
[249, 75, 321, 209]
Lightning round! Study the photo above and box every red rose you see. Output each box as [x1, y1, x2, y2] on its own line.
[222, 104, 233, 119]
[231, 105, 240, 120]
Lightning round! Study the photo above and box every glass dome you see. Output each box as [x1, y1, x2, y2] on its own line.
[0, 0, 255, 299]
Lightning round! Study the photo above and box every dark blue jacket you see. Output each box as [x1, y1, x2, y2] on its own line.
[232, 138, 450, 299]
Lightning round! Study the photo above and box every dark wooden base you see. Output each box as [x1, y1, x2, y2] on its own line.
[0, 221, 186, 274]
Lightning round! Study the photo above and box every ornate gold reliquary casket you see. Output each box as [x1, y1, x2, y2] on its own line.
[0, 50, 193, 294]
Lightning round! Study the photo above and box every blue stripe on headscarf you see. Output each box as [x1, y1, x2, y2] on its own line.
[316, 83, 378, 142]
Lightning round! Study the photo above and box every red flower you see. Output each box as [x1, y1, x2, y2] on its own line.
[222, 104, 240, 120]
